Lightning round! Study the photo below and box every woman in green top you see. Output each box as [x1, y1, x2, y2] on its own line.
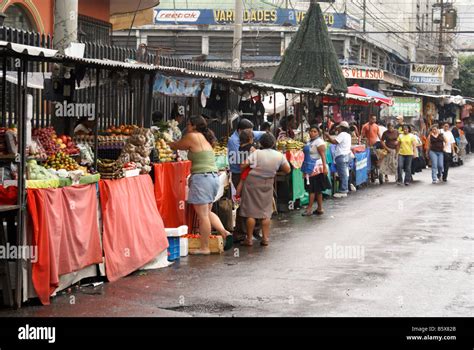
[170, 116, 232, 254]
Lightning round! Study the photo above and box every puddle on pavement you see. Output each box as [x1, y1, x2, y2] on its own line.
[162, 302, 236, 315]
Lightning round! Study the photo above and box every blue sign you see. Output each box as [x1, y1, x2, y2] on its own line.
[354, 150, 370, 186]
[153, 9, 358, 28]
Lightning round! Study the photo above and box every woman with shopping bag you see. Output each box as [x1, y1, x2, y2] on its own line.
[301, 125, 331, 216]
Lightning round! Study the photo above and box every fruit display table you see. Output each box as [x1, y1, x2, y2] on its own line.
[27, 184, 102, 305]
[153, 161, 192, 228]
[98, 175, 168, 282]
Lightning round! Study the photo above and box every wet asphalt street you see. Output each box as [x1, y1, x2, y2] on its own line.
[2, 156, 473, 317]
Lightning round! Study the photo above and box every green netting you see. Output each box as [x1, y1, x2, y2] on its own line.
[273, 3, 347, 93]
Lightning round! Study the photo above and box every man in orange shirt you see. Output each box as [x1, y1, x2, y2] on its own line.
[361, 115, 381, 148]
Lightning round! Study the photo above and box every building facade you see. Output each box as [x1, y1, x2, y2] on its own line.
[112, 0, 459, 94]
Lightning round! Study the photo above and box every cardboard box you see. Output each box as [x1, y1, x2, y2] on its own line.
[188, 235, 223, 254]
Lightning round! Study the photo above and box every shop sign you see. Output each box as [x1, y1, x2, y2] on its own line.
[55, 101, 95, 120]
[410, 64, 445, 85]
[383, 97, 422, 117]
[153, 9, 357, 27]
[342, 67, 384, 80]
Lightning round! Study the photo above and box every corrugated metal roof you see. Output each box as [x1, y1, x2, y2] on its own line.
[0, 41, 57, 58]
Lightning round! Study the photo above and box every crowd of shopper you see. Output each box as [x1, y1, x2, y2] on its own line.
[172, 113, 469, 253]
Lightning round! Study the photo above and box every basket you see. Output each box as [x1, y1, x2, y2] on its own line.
[167, 237, 180, 261]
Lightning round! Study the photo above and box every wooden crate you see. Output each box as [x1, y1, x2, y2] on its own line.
[188, 235, 223, 254]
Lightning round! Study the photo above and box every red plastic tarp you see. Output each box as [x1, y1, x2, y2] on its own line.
[154, 161, 191, 228]
[99, 175, 168, 282]
[27, 184, 102, 305]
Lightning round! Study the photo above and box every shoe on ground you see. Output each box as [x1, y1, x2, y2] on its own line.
[397, 182, 402, 186]
[432, 180, 438, 184]
[443, 179, 447, 182]
[350, 184, 357, 192]
[405, 183, 410, 186]
[333, 193, 348, 198]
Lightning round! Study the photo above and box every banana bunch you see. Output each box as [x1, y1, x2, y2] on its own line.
[213, 145, 227, 156]
[277, 139, 304, 151]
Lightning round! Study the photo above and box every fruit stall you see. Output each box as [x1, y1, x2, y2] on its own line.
[0, 42, 174, 306]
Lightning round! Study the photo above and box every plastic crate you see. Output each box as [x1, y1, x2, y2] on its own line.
[180, 237, 188, 257]
[167, 237, 180, 261]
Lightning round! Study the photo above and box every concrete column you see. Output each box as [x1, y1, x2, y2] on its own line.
[53, 0, 78, 53]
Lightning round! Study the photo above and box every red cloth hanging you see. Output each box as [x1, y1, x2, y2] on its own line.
[99, 175, 168, 282]
[27, 184, 102, 305]
[153, 161, 191, 228]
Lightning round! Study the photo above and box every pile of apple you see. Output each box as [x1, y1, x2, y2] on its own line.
[56, 134, 80, 156]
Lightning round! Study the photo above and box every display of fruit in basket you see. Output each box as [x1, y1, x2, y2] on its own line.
[44, 152, 79, 171]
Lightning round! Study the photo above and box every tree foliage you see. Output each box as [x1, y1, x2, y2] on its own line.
[453, 55, 474, 97]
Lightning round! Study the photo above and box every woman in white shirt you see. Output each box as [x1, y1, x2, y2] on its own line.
[325, 121, 352, 198]
[440, 122, 456, 182]
[301, 125, 330, 216]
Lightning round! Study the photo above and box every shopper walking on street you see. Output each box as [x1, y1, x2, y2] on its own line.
[325, 121, 352, 198]
[440, 122, 456, 182]
[396, 125, 417, 186]
[301, 125, 330, 216]
[170, 116, 232, 254]
[380, 122, 399, 182]
[240, 133, 291, 246]
[426, 125, 445, 184]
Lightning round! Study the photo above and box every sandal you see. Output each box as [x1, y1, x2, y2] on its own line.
[189, 249, 211, 255]
[313, 210, 324, 216]
[260, 239, 269, 246]
[240, 239, 253, 247]
[301, 211, 313, 216]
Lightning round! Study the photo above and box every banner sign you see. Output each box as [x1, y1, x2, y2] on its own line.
[153, 74, 212, 97]
[154, 9, 359, 28]
[354, 150, 370, 186]
[410, 64, 445, 85]
[342, 67, 384, 80]
[382, 97, 423, 117]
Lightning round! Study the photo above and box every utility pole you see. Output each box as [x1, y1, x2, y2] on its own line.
[437, 0, 444, 94]
[363, 0, 366, 33]
[53, 0, 78, 53]
[52, 0, 79, 135]
[232, 0, 243, 72]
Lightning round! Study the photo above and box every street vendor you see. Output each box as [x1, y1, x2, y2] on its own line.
[73, 117, 95, 136]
